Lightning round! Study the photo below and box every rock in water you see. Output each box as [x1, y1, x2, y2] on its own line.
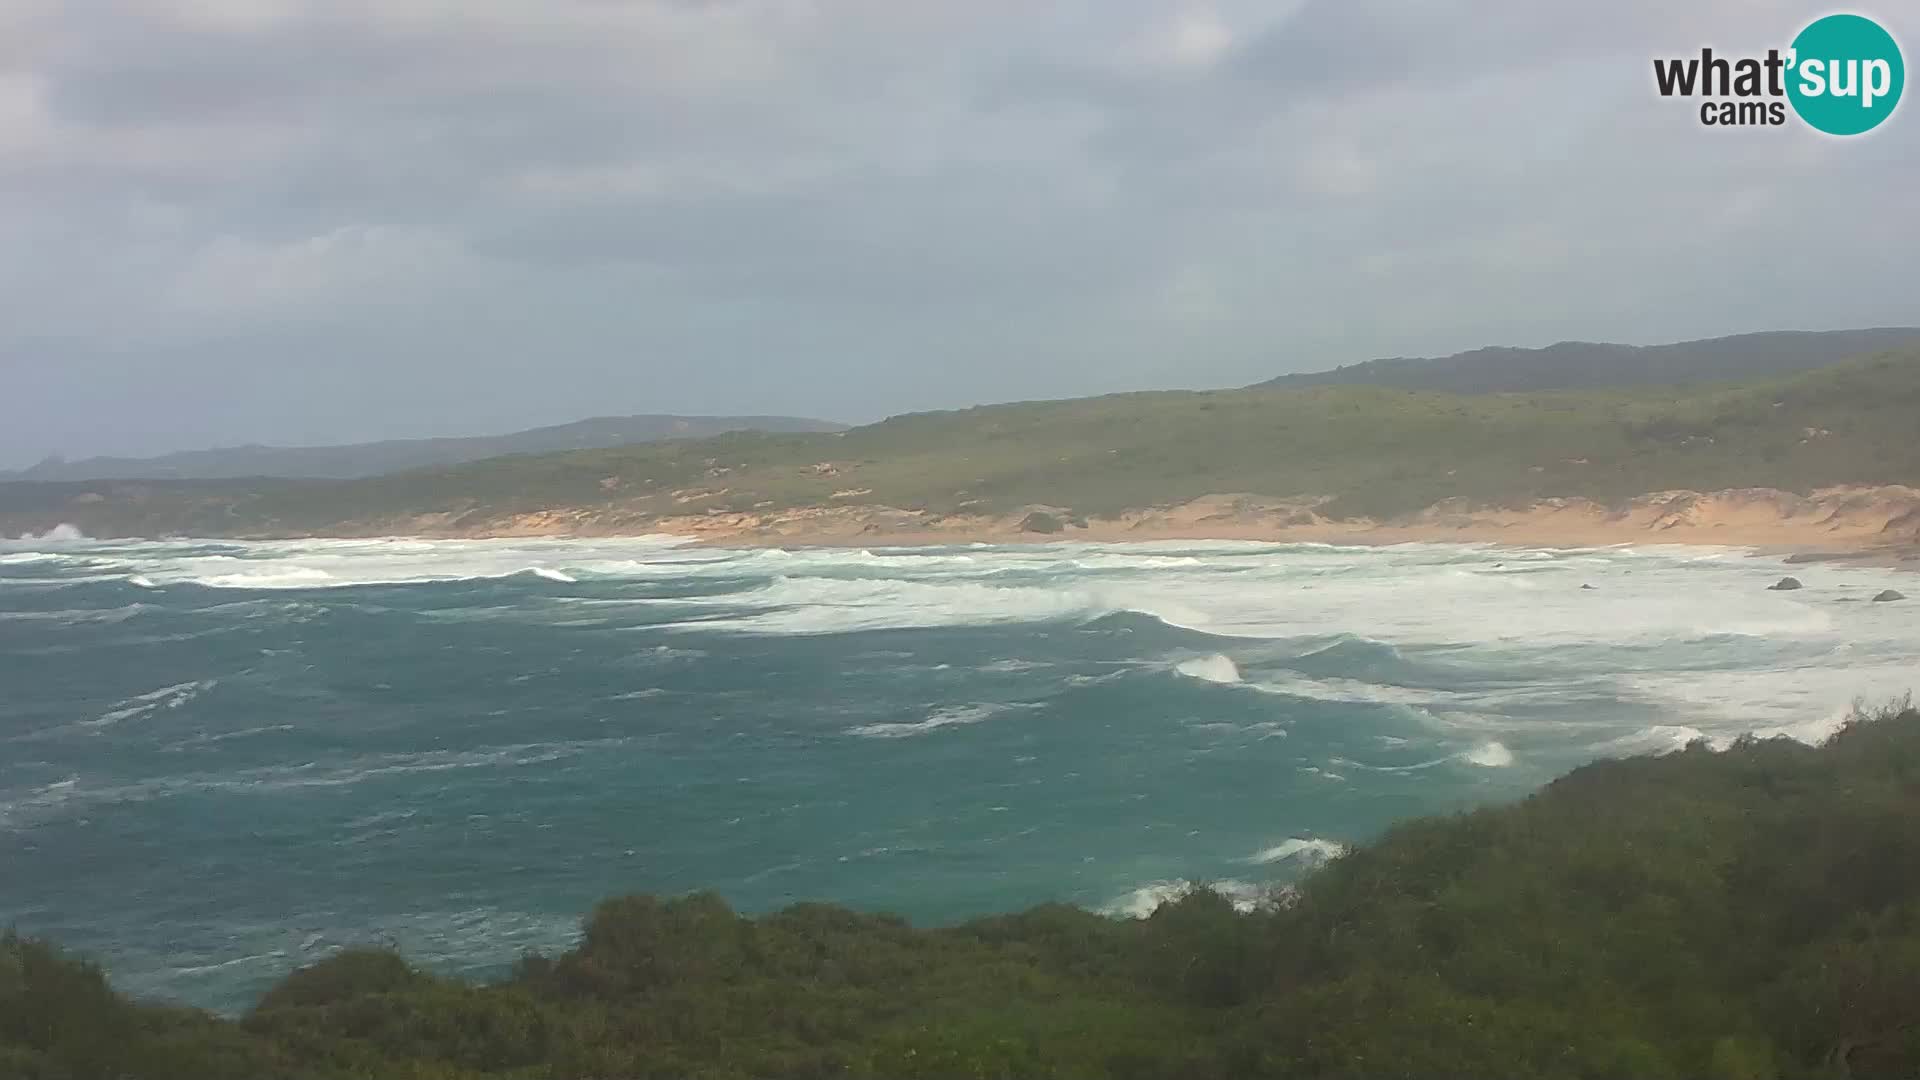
[1767, 577, 1804, 591]
[1581, 584, 1597, 590]
[1872, 589, 1906, 602]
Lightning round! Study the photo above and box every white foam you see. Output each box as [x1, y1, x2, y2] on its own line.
[1174, 654, 1241, 684]
[0, 552, 62, 565]
[189, 566, 345, 589]
[1460, 741, 1515, 768]
[1752, 707, 1857, 747]
[1098, 878, 1273, 918]
[1247, 673, 1439, 706]
[979, 658, 1051, 673]
[1604, 700, 1870, 757]
[846, 702, 1032, 739]
[86, 680, 214, 727]
[166, 724, 296, 749]
[1329, 753, 1454, 774]
[0, 776, 81, 828]
[669, 577, 1105, 635]
[1067, 553, 1205, 571]
[55, 535, 695, 591]
[1600, 724, 1711, 755]
[128, 575, 159, 589]
[642, 645, 707, 663]
[14, 523, 87, 543]
[1619, 660, 1919, 747]
[1246, 837, 1348, 865]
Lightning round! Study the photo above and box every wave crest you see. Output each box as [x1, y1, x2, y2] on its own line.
[846, 702, 1035, 739]
[1098, 878, 1277, 918]
[87, 680, 215, 728]
[1174, 654, 1241, 684]
[1246, 837, 1348, 865]
[1461, 741, 1515, 768]
[13, 524, 87, 543]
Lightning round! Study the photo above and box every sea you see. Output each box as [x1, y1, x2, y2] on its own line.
[3, 529, 1916, 1013]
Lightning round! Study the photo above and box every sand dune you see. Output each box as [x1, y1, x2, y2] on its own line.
[410, 485, 1920, 565]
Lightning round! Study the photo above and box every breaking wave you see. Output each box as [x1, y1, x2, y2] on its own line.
[1099, 878, 1276, 919]
[86, 680, 215, 727]
[0, 552, 63, 565]
[1174, 654, 1241, 684]
[13, 523, 88, 543]
[1246, 837, 1348, 865]
[668, 577, 1109, 635]
[1461, 741, 1515, 768]
[846, 702, 1034, 739]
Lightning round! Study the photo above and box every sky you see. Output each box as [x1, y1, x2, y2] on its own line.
[1, 0, 1916, 467]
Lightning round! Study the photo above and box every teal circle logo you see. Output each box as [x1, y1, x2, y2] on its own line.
[1787, 14, 1904, 135]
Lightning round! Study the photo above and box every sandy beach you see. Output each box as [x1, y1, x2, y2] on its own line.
[400, 484, 1920, 567]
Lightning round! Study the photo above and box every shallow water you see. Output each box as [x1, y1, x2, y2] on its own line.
[2, 533, 1915, 1012]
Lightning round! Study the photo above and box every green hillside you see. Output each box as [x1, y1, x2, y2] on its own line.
[7, 702, 1920, 1079]
[1256, 327, 1920, 394]
[5, 348, 1919, 537]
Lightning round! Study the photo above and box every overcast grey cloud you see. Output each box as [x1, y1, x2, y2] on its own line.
[1, 0, 1914, 466]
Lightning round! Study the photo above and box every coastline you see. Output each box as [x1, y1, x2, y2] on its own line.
[11, 484, 1920, 569]
[412, 485, 1920, 568]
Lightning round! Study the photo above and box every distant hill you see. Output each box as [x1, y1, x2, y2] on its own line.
[1255, 327, 1920, 393]
[4, 414, 847, 482]
[7, 345, 1920, 537]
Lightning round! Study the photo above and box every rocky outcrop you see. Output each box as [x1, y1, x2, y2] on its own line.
[1768, 577, 1804, 591]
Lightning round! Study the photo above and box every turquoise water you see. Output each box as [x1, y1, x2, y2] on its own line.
[3, 533, 1916, 1013]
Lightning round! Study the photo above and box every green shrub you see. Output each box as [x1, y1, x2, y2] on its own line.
[252, 947, 426, 1012]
